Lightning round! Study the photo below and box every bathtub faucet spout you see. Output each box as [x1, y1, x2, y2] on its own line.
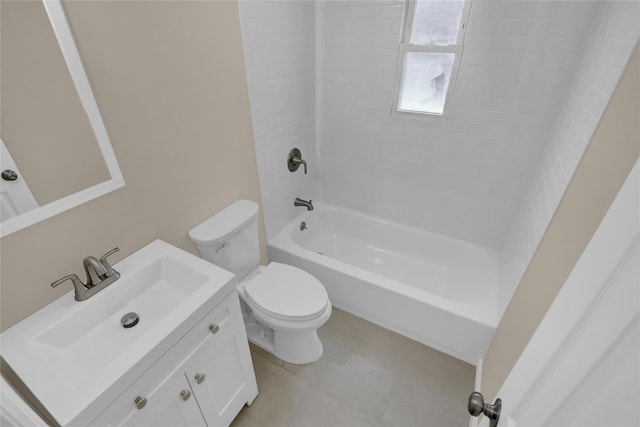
[294, 197, 314, 211]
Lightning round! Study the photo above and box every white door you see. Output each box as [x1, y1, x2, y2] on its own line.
[0, 138, 38, 221]
[482, 158, 639, 427]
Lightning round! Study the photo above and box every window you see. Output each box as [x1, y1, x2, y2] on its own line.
[393, 0, 470, 116]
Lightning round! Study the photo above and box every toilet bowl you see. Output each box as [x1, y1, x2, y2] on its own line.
[189, 200, 331, 364]
[239, 262, 331, 363]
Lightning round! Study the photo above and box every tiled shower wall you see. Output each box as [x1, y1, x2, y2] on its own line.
[499, 2, 640, 311]
[320, 0, 552, 250]
[318, 0, 613, 250]
[237, 1, 316, 241]
[239, 0, 639, 315]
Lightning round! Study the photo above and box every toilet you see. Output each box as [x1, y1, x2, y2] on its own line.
[189, 199, 331, 364]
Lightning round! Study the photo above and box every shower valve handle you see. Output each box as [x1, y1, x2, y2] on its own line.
[288, 148, 307, 174]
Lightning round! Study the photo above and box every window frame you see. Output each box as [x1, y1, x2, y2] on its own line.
[392, 0, 472, 117]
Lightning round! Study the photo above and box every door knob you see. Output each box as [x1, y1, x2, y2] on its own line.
[180, 390, 191, 401]
[468, 391, 501, 427]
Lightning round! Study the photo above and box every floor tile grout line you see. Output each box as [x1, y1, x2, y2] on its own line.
[320, 309, 476, 369]
[245, 348, 313, 427]
[254, 348, 388, 426]
[316, 330, 390, 371]
[239, 318, 474, 427]
[279, 334, 399, 424]
[283, 332, 396, 383]
[317, 326, 476, 406]
[286, 382, 314, 427]
[242, 306, 475, 425]
[316, 329, 430, 385]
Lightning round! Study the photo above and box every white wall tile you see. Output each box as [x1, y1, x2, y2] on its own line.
[239, 0, 639, 320]
[318, 0, 601, 249]
[499, 2, 640, 313]
[238, 0, 316, 240]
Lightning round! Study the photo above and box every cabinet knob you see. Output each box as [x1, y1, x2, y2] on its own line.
[134, 396, 147, 410]
[180, 390, 192, 401]
[1, 170, 18, 181]
[195, 373, 206, 384]
[209, 324, 220, 334]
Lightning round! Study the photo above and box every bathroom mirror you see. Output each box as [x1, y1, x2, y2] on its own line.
[0, 0, 124, 237]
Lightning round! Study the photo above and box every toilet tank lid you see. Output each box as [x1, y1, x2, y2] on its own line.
[189, 199, 259, 245]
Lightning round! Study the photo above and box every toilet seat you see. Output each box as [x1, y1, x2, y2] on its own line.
[243, 263, 329, 322]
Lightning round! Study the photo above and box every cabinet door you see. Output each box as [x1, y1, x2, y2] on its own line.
[137, 375, 206, 427]
[185, 297, 257, 426]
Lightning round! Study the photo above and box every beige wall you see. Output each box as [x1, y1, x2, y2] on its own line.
[482, 44, 640, 399]
[1, 1, 109, 205]
[0, 0, 266, 331]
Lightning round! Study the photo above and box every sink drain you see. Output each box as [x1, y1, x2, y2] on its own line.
[121, 312, 140, 329]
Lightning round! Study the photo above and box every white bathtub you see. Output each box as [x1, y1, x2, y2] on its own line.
[268, 203, 500, 365]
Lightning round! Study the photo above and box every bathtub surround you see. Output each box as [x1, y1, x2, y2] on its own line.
[241, 0, 638, 347]
[240, 0, 639, 252]
[0, 1, 265, 330]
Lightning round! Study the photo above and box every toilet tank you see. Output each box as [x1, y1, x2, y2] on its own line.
[189, 200, 260, 281]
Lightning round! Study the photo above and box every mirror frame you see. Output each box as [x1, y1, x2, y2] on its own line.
[1, 0, 125, 237]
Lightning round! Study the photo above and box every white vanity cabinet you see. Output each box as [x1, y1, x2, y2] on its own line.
[1, 240, 257, 426]
[137, 376, 206, 427]
[89, 290, 258, 427]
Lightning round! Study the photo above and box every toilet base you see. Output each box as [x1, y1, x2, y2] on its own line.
[247, 326, 324, 365]
[243, 311, 276, 352]
[240, 299, 330, 364]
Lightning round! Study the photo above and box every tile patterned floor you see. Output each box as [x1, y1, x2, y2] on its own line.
[231, 308, 475, 427]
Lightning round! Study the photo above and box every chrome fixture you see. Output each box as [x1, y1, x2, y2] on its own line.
[300, 221, 308, 231]
[1, 170, 18, 181]
[120, 312, 140, 329]
[294, 198, 314, 211]
[288, 148, 307, 174]
[51, 247, 121, 301]
[468, 391, 501, 427]
[135, 396, 147, 410]
[83, 256, 107, 287]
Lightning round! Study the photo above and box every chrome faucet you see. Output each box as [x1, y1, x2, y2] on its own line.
[51, 247, 121, 301]
[294, 197, 314, 211]
[83, 256, 107, 287]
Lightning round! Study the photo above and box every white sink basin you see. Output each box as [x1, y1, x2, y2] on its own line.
[0, 239, 236, 426]
[34, 255, 211, 375]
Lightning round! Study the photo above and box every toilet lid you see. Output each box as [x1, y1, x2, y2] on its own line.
[243, 263, 328, 321]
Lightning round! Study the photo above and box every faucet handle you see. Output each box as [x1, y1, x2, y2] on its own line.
[51, 274, 87, 298]
[297, 158, 307, 174]
[287, 148, 308, 174]
[99, 247, 120, 278]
